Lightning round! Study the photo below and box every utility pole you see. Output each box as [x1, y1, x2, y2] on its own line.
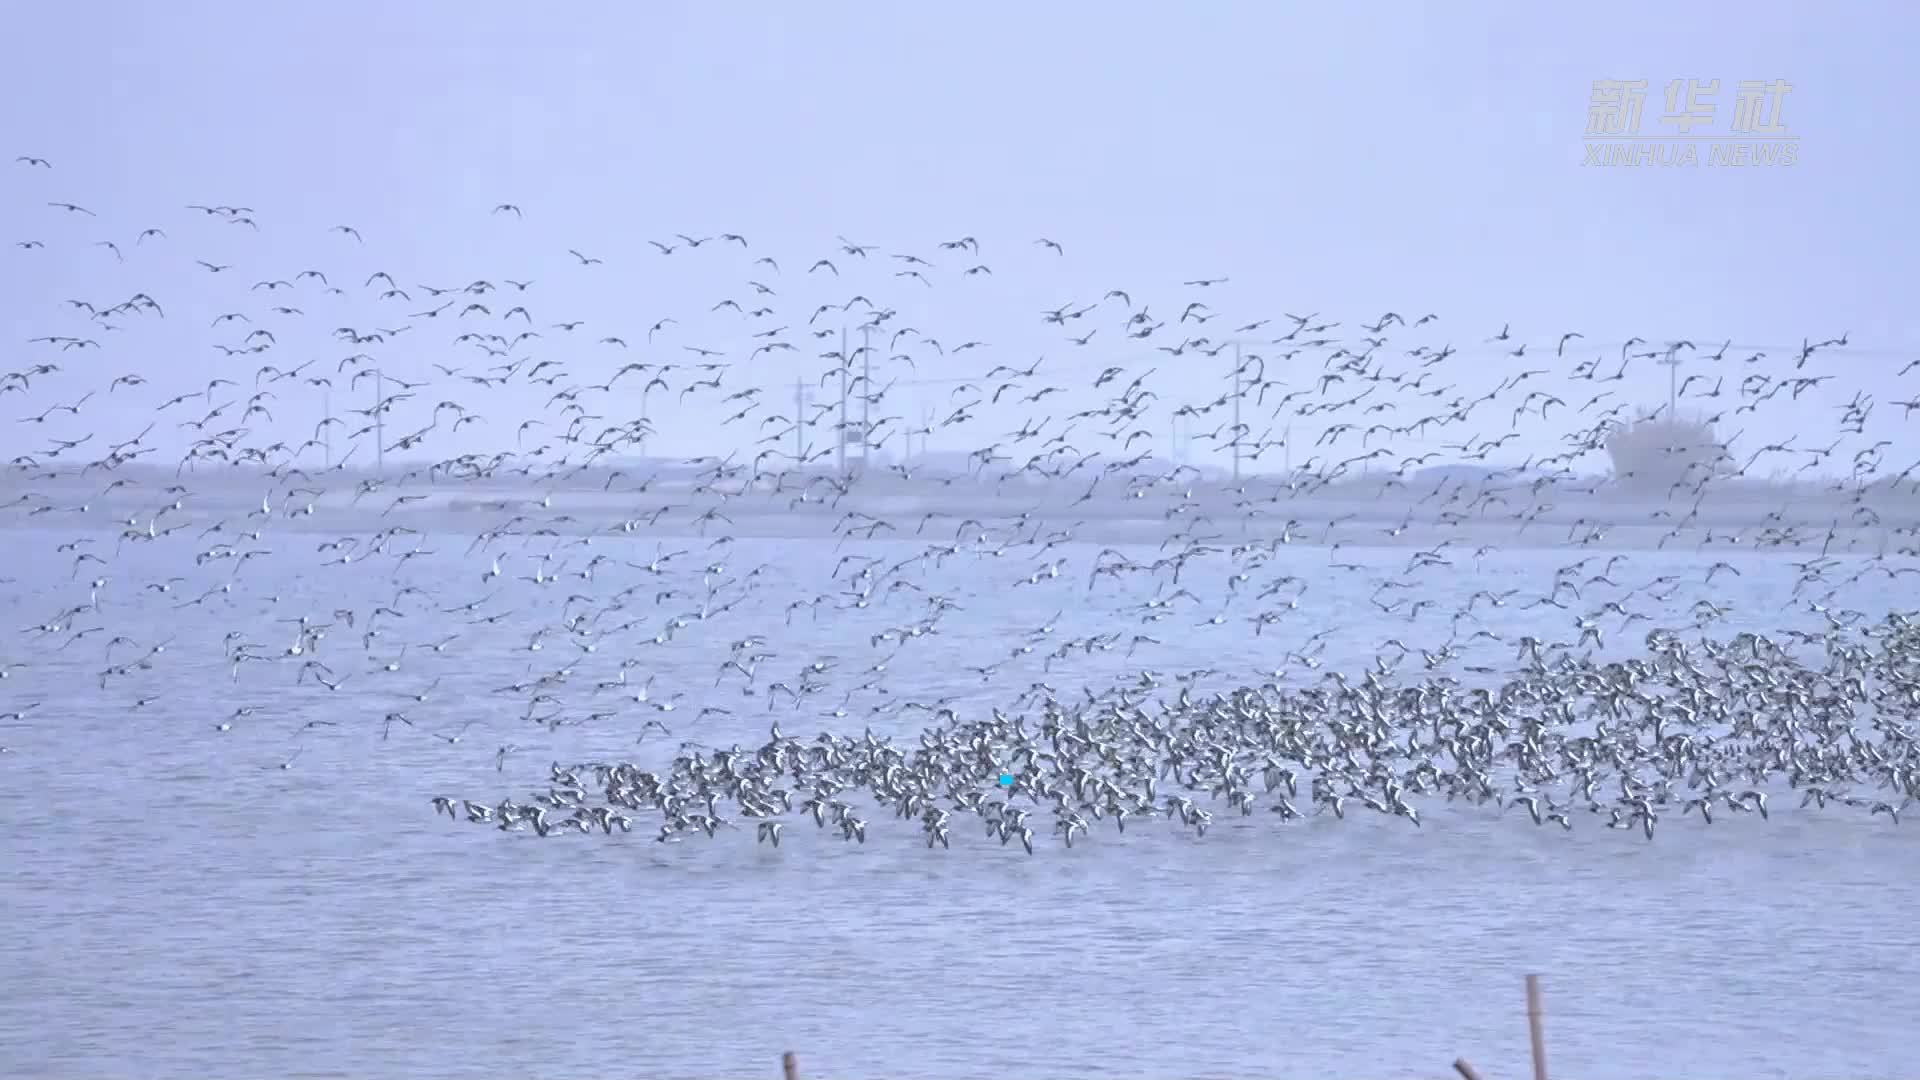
[793, 377, 808, 465]
[1231, 341, 1244, 483]
[1659, 347, 1683, 418]
[323, 384, 332, 469]
[836, 327, 849, 478]
[863, 327, 877, 470]
[638, 386, 650, 459]
[373, 368, 385, 476]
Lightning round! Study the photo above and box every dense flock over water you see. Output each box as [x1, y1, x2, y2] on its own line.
[4, 154, 1919, 1077]
[3, 159, 1920, 849]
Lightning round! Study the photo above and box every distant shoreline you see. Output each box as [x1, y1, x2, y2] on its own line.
[5, 462, 1916, 556]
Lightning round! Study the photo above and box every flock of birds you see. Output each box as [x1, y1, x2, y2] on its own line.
[6, 153, 1920, 855]
[444, 615, 1920, 848]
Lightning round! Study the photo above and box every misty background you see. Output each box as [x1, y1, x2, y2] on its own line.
[8, 8, 1920, 1080]
[2, 2, 1915, 480]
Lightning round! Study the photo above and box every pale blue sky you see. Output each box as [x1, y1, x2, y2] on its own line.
[2, 2, 1914, 474]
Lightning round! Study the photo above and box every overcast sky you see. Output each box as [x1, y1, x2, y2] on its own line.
[2, 2, 1913, 477]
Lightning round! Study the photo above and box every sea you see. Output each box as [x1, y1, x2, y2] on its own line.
[1, 521, 1915, 1080]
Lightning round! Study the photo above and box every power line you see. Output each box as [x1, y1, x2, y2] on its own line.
[864, 338, 1904, 391]
[709, 334, 1900, 470]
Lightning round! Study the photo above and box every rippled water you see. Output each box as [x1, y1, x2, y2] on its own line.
[2, 527, 1915, 1079]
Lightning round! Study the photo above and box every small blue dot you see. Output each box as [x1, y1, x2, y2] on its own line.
[997, 773, 1014, 787]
